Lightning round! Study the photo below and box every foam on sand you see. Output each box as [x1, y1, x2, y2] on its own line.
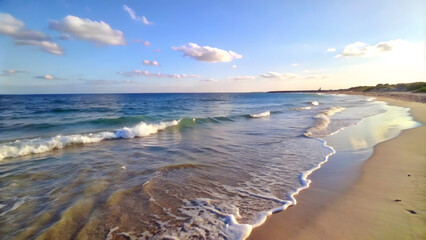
[0, 120, 180, 160]
[250, 111, 271, 118]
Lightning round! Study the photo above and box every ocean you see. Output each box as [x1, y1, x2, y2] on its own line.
[0, 93, 418, 239]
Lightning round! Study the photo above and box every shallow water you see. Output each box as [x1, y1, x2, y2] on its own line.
[0, 93, 415, 239]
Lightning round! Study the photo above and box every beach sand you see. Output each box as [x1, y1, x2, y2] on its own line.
[248, 97, 426, 240]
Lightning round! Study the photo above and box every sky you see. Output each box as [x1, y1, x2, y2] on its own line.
[0, 0, 424, 94]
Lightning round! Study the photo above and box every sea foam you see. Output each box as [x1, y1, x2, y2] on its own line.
[250, 111, 271, 118]
[0, 120, 180, 160]
[304, 106, 345, 137]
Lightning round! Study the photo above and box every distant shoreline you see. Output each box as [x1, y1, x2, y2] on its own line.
[268, 90, 426, 103]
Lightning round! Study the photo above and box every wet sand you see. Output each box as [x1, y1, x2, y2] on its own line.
[248, 97, 426, 240]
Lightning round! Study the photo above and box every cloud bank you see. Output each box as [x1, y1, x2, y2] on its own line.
[172, 43, 242, 63]
[118, 70, 200, 79]
[35, 74, 67, 80]
[0, 13, 63, 55]
[49, 15, 125, 46]
[0, 69, 27, 76]
[123, 5, 152, 25]
[87, 79, 132, 85]
[229, 75, 255, 81]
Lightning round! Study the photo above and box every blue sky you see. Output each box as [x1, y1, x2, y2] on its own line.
[0, 0, 424, 93]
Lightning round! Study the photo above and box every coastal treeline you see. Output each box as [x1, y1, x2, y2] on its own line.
[347, 82, 426, 93]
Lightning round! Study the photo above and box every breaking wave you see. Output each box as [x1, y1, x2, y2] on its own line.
[0, 109, 277, 160]
[249, 111, 271, 118]
[0, 120, 180, 160]
[304, 106, 345, 137]
[291, 106, 312, 111]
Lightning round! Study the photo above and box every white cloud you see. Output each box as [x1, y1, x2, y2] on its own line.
[172, 43, 242, 63]
[0, 13, 63, 55]
[290, 63, 300, 67]
[133, 39, 150, 46]
[49, 15, 125, 46]
[326, 48, 336, 52]
[336, 40, 400, 58]
[118, 70, 200, 79]
[87, 79, 133, 85]
[44, 75, 54, 80]
[15, 40, 63, 55]
[232, 65, 237, 69]
[229, 75, 255, 81]
[0, 13, 48, 41]
[0, 13, 24, 35]
[143, 60, 159, 66]
[123, 5, 152, 25]
[35, 74, 66, 80]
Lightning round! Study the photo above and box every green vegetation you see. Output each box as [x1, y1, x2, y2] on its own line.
[347, 82, 426, 92]
[415, 86, 426, 93]
[405, 82, 426, 91]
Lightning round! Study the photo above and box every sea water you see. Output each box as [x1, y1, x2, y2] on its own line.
[0, 93, 417, 239]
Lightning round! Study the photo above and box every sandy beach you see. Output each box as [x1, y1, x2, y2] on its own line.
[248, 95, 426, 240]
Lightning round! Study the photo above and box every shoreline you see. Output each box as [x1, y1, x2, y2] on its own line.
[247, 95, 426, 239]
[268, 91, 426, 103]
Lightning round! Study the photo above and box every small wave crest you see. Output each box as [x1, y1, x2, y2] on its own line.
[311, 101, 319, 106]
[0, 120, 180, 160]
[291, 106, 312, 111]
[249, 111, 270, 118]
[304, 106, 345, 137]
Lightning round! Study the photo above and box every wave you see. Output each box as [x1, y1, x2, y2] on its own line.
[249, 111, 271, 118]
[33, 107, 113, 114]
[6, 116, 150, 132]
[0, 120, 180, 160]
[291, 106, 312, 111]
[1, 110, 280, 160]
[236, 138, 336, 240]
[311, 101, 319, 106]
[304, 106, 345, 137]
[178, 116, 234, 128]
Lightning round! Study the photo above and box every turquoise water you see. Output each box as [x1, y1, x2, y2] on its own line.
[0, 93, 403, 239]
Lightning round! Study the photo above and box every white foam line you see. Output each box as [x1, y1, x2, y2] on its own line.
[240, 138, 336, 240]
[250, 111, 271, 118]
